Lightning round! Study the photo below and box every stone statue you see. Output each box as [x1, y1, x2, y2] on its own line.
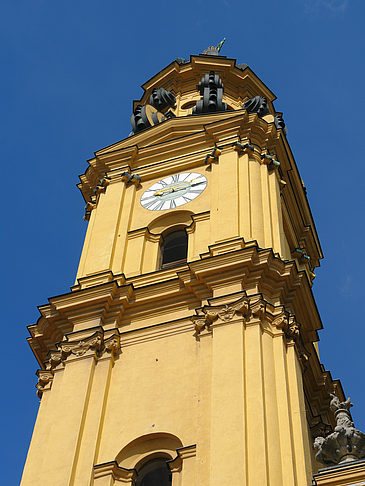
[314, 394, 365, 465]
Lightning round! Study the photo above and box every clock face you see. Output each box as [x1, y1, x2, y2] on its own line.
[140, 172, 207, 211]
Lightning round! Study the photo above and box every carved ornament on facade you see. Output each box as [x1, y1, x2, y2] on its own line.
[191, 296, 250, 332]
[94, 176, 111, 195]
[48, 331, 103, 369]
[36, 370, 54, 399]
[36, 330, 121, 398]
[84, 176, 111, 221]
[233, 140, 254, 154]
[84, 201, 96, 221]
[121, 172, 141, 187]
[261, 153, 280, 169]
[272, 311, 310, 363]
[204, 147, 222, 165]
[314, 395, 365, 465]
[192, 297, 310, 365]
[250, 299, 267, 320]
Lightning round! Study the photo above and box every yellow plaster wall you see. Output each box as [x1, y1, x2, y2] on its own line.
[76, 148, 289, 282]
[22, 312, 314, 486]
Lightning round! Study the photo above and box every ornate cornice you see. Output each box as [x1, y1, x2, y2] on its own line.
[28, 239, 321, 366]
[79, 110, 280, 202]
[93, 461, 136, 482]
[28, 241, 340, 420]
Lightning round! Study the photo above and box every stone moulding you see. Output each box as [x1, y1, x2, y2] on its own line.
[79, 109, 281, 203]
[93, 444, 196, 484]
[93, 461, 136, 483]
[35, 329, 121, 398]
[29, 241, 318, 367]
[28, 241, 330, 414]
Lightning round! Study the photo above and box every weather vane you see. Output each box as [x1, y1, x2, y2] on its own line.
[203, 37, 226, 56]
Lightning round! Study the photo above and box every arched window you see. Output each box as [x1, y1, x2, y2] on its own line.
[135, 458, 172, 486]
[160, 230, 188, 269]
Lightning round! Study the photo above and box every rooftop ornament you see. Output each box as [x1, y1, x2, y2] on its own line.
[314, 394, 365, 466]
[202, 37, 226, 56]
[192, 71, 227, 114]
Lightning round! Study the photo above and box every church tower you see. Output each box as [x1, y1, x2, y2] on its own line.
[21, 48, 365, 486]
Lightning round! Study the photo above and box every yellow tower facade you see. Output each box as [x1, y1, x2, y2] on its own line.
[21, 53, 365, 486]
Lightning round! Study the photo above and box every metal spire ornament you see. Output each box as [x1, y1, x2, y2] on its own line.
[203, 37, 226, 56]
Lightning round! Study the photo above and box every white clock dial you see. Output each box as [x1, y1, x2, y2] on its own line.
[140, 172, 207, 211]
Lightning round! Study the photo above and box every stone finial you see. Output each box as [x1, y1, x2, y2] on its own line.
[314, 394, 365, 465]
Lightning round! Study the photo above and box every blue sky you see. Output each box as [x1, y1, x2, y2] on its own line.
[1, 0, 364, 483]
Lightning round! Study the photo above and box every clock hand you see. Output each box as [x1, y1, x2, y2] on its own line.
[154, 187, 176, 196]
[153, 177, 205, 196]
[154, 184, 187, 196]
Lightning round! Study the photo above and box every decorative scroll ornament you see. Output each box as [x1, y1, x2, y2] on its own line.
[274, 113, 287, 134]
[36, 330, 122, 398]
[130, 88, 176, 135]
[48, 331, 104, 370]
[192, 71, 227, 115]
[150, 88, 176, 112]
[47, 331, 120, 370]
[131, 104, 165, 133]
[272, 312, 310, 363]
[191, 296, 250, 332]
[243, 95, 269, 118]
[314, 395, 365, 465]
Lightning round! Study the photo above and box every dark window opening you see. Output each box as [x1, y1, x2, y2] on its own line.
[160, 230, 188, 269]
[135, 458, 172, 486]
